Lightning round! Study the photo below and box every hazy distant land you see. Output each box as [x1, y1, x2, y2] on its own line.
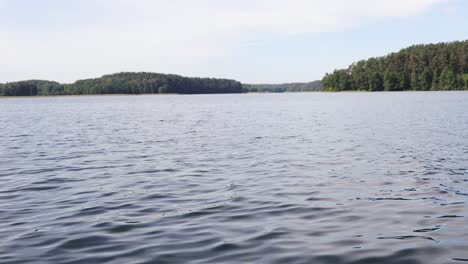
[243, 81, 322, 93]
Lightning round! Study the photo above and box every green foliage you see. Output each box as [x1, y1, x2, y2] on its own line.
[322, 69, 352, 91]
[383, 70, 401, 91]
[1, 81, 39, 96]
[244, 81, 322, 93]
[66, 72, 243, 95]
[0, 72, 243, 96]
[463, 74, 468, 89]
[322, 40, 468, 91]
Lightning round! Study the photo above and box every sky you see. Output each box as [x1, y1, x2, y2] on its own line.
[0, 0, 467, 84]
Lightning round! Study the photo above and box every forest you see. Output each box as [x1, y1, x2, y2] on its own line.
[322, 40, 468, 91]
[243, 81, 321, 93]
[0, 72, 243, 96]
[2, 40, 468, 96]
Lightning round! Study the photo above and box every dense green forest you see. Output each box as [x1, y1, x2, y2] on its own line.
[3, 40, 468, 96]
[0, 72, 243, 96]
[322, 40, 468, 91]
[244, 81, 321, 93]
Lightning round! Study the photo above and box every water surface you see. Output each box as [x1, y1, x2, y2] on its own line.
[0, 92, 467, 263]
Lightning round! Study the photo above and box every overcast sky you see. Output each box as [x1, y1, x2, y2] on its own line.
[0, 0, 466, 84]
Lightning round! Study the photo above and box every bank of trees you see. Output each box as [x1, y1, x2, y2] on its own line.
[0, 72, 243, 96]
[244, 81, 321, 93]
[1, 82, 38, 96]
[0, 80, 65, 96]
[322, 40, 468, 91]
[3, 41, 468, 96]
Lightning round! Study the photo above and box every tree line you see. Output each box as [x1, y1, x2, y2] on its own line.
[322, 40, 468, 91]
[0, 72, 243, 96]
[243, 81, 321, 93]
[2, 40, 468, 95]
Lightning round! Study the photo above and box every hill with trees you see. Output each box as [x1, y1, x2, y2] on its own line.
[0, 72, 243, 96]
[0, 80, 63, 96]
[244, 81, 321, 93]
[322, 40, 468, 91]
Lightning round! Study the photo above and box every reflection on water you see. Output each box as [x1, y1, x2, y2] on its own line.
[0, 92, 467, 264]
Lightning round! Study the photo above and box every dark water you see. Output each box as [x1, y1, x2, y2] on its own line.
[0, 92, 467, 264]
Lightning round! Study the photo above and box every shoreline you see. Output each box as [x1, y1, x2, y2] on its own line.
[1, 90, 467, 99]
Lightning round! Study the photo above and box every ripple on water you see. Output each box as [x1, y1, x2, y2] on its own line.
[1, 93, 468, 263]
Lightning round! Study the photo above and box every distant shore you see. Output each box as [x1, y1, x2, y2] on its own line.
[2, 89, 467, 99]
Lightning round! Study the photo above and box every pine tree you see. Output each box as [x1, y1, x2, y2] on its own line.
[410, 70, 419, 90]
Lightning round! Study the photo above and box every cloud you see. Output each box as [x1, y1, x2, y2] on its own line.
[110, 0, 443, 33]
[0, 0, 445, 82]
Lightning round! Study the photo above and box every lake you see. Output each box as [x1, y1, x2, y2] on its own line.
[0, 92, 467, 264]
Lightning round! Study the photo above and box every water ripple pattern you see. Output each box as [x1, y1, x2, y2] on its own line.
[0, 92, 467, 264]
